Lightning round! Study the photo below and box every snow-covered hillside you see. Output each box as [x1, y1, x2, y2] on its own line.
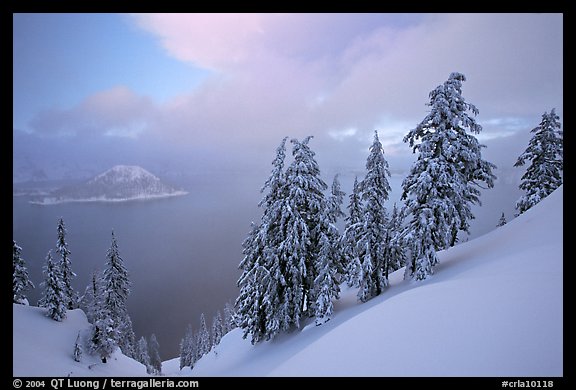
[31, 165, 187, 204]
[165, 186, 563, 377]
[13, 304, 148, 377]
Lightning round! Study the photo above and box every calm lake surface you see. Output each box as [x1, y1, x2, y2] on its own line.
[13, 177, 261, 359]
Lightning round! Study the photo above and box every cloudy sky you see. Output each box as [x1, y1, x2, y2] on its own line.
[13, 13, 563, 180]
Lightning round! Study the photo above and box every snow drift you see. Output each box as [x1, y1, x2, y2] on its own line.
[13, 304, 147, 377]
[167, 186, 562, 377]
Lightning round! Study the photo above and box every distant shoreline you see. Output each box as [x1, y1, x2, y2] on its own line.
[29, 191, 189, 205]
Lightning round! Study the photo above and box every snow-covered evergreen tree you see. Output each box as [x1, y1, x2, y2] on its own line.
[102, 231, 136, 358]
[326, 174, 346, 276]
[90, 314, 116, 363]
[515, 109, 563, 215]
[311, 231, 340, 325]
[357, 245, 374, 302]
[402, 209, 436, 281]
[88, 271, 117, 363]
[13, 240, 34, 305]
[198, 313, 211, 356]
[223, 301, 236, 334]
[56, 217, 77, 310]
[235, 222, 280, 343]
[235, 137, 289, 343]
[341, 177, 364, 287]
[38, 250, 67, 321]
[211, 311, 224, 347]
[136, 336, 152, 374]
[103, 231, 130, 321]
[496, 212, 507, 227]
[79, 270, 103, 324]
[310, 174, 344, 324]
[385, 203, 407, 275]
[191, 331, 201, 367]
[82, 269, 115, 362]
[402, 72, 496, 280]
[327, 174, 346, 223]
[280, 136, 331, 325]
[148, 334, 162, 375]
[73, 332, 83, 362]
[236, 136, 337, 340]
[118, 314, 137, 359]
[259, 136, 289, 211]
[357, 130, 392, 301]
[179, 324, 194, 370]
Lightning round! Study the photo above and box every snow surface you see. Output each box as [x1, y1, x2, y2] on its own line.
[13, 304, 148, 377]
[165, 186, 563, 377]
[90, 165, 154, 183]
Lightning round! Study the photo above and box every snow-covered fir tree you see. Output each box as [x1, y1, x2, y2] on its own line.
[88, 271, 117, 363]
[237, 136, 338, 340]
[179, 324, 194, 370]
[73, 331, 83, 362]
[102, 231, 136, 359]
[211, 311, 224, 347]
[311, 230, 340, 325]
[385, 203, 407, 275]
[514, 109, 563, 215]
[56, 217, 77, 309]
[496, 212, 507, 227]
[103, 231, 129, 319]
[148, 334, 162, 375]
[235, 222, 278, 343]
[136, 336, 153, 374]
[223, 301, 236, 334]
[118, 314, 137, 359]
[90, 315, 116, 363]
[38, 250, 67, 321]
[280, 136, 332, 325]
[79, 270, 102, 324]
[327, 174, 346, 223]
[310, 174, 344, 324]
[326, 174, 346, 276]
[192, 331, 201, 367]
[402, 72, 496, 280]
[198, 313, 211, 356]
[357, 130, 392, 301]
[13, 240, 34, 305]
[235, 137, 289, 343]
[341, 177, 364, 287]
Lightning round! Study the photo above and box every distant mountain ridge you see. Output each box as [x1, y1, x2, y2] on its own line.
[31, 165, 187, 204]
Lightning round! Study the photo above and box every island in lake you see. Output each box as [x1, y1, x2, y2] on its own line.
[30, 165, 187, 205]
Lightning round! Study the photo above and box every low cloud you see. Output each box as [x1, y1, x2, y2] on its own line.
[29, 86, 156, 138]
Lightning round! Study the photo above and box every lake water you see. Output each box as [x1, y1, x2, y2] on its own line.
[13, 177, 262, 360]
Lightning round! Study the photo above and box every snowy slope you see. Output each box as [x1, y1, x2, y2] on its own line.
[168, 186, 562, 377]
[13, 304, 148, 377]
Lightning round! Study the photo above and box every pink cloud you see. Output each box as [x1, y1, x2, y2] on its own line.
[131, 13, 562, 148]
[133, 13, 266, 70]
